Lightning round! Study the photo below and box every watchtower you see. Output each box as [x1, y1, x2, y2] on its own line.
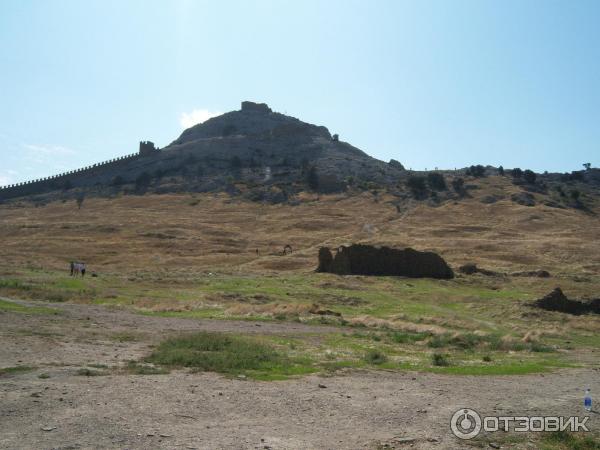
[139, 141, 157, 156]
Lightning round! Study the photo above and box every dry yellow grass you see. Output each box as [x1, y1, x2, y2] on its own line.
[0, 176, 598, 279]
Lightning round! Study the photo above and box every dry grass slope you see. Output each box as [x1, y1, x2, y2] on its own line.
[0, 176, 598, 276]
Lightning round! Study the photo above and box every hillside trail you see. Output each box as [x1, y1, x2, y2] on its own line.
[0, 297, 598, 449]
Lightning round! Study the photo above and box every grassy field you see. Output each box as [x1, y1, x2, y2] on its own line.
[0, 266, 597, 378]
[0, 176, 599, 379]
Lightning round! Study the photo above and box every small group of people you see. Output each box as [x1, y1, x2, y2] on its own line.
[70, 261, 87, 277]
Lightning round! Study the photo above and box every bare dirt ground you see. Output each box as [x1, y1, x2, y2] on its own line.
[1, 298, 598, 450]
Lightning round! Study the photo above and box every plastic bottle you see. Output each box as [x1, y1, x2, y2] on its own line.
[584, 388, 592, 412]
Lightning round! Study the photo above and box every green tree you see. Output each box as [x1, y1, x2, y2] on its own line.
[451, 177, 465, 193]
[523, 169, 537, 184]
[407, 175, 427, 196]
[466, 165, 486, 177]
[427, 173, 447, 191]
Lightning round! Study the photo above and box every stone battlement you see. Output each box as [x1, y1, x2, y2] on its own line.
[0, 139, 160, 199]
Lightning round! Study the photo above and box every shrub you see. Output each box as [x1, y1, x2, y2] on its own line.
[389, 159, 405, 170]
[427, 172, 447, 191]
[429, 333, 483, 350]
[530, 342, 554, 353]
[466, 165, 486, 177]
[570, 170, 585, 181]
[523, 169, 537, 184]
[363, 349, 388, 365]
[498, 166, 504, 176]
[406, 175, 427, 195]
[451, 177, 465, 193]
[431, 353, 449, 366]
[511, 168, 523, 178]
[570, 189, 581, 201]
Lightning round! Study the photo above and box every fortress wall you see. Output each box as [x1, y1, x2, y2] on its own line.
[0, 153, 140, 200]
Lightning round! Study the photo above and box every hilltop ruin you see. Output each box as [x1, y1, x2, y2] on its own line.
[316, 244, 454, 279]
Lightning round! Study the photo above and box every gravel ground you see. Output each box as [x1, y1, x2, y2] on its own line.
[0, 298, 598, 449]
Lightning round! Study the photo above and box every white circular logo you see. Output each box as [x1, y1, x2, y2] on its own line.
[450, 408, 482, 439]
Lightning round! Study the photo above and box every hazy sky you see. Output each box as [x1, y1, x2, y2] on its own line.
[1, 0, 598, 185]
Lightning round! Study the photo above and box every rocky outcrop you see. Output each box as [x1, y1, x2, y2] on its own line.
[533, 288, 599, 315]
[511, 192, 535, 207]
[388, 159, 405, 170]
[317, 244, 454, 279]
[511, 270, 551, 278]
[458, 263, 499, 276]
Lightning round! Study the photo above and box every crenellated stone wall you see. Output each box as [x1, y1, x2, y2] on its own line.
[0, 152, 141, 200]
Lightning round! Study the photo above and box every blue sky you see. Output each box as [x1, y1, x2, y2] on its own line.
[0, 0, 598, 185]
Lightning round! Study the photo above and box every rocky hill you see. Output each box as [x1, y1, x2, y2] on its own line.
[0, 101, 404, 201]
[1, 101, 598, 213]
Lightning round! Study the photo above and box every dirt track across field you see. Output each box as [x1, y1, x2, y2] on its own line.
[0, 298, 598, 449]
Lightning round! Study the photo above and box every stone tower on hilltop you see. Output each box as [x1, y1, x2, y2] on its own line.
[139, 141, 157, 156]
[241, 101, 272, 114]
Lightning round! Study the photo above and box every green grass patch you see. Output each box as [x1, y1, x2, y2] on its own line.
[363, 349, 388, 365]
[0, 365, 34, 376]
[0, 278, 33, 291]
[146, 331, 316, 380]
[427, 359, 575, 375]
[0, 299, 59, 315]
[539, 430, 600, 449]
[388, 330, 431, 343]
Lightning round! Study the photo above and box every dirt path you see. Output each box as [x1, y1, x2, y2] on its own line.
[0, 299, 598, 449]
